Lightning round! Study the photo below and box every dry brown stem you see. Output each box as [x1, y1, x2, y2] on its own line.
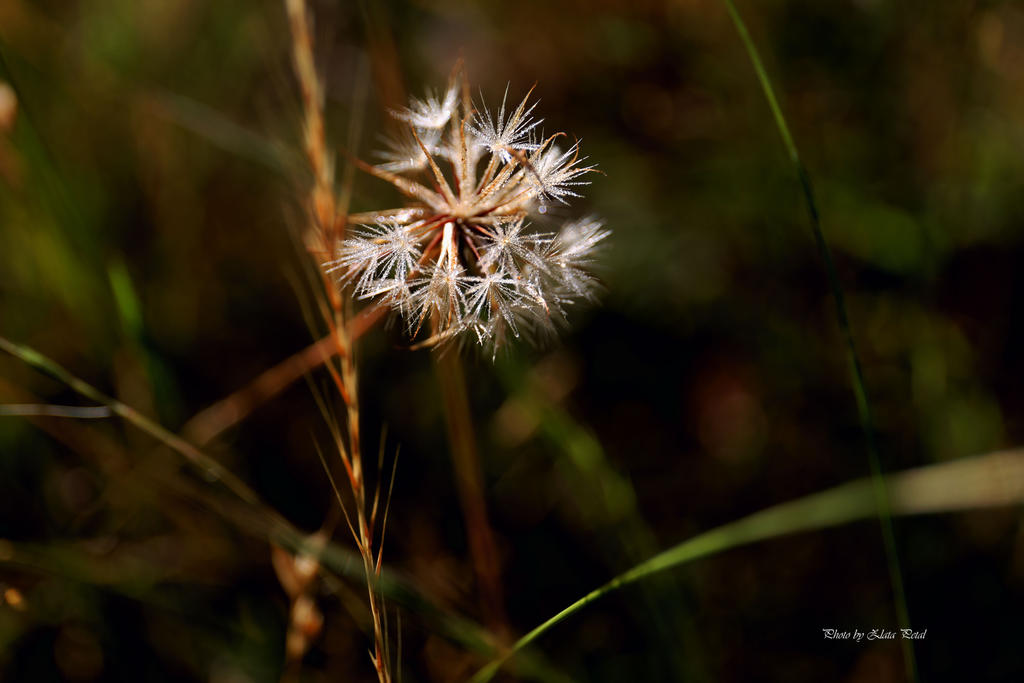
[434, 334, 508, 637]
[283, 1, 391, 681]
[181, 304, 387, 446]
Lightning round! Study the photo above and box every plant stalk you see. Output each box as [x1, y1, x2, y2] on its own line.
[718, 1, 916, 679]
[435, 349, 508, 636]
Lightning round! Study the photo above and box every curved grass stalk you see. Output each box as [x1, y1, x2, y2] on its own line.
[496, 358, 703, 678]
[718, 1, 916, 679]
[0, 335, 572, 682]
[0, 335, 261, 507]
[470, 447, 1024, 682]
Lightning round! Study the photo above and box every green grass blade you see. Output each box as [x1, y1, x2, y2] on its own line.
[717, 0, 916, 678]
[148, 90, 293, 173]
[471, 447, 1024, 682]
[0, 336, 571, 682]
[0, 335, 261, 505]
[496, 358, 704, 678]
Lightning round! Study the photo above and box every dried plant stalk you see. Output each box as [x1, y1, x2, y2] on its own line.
[283, 1, 391, 681]
[435, 348, 508, 634]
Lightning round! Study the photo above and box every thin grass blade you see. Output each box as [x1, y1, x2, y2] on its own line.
[471, 448, 1024, 682]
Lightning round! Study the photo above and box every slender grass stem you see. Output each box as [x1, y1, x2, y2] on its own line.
[718, 1, 916, 679]
[435, 350, 508, 635]
[181, 305, 387, 446]
[282, 0, 394, 677]
[0, 335, 573, 680]
[469, 447, 1024, 682]
[0, 335, 261, 506]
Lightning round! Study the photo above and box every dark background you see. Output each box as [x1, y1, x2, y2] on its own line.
[2, 0, 1023, 681]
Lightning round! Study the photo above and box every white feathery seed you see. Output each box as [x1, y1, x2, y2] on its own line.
[468, 84, 543, 163]
[391, 83, 459, 130]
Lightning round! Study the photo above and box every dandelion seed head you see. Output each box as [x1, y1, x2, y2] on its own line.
[330, 65, 609, 354]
